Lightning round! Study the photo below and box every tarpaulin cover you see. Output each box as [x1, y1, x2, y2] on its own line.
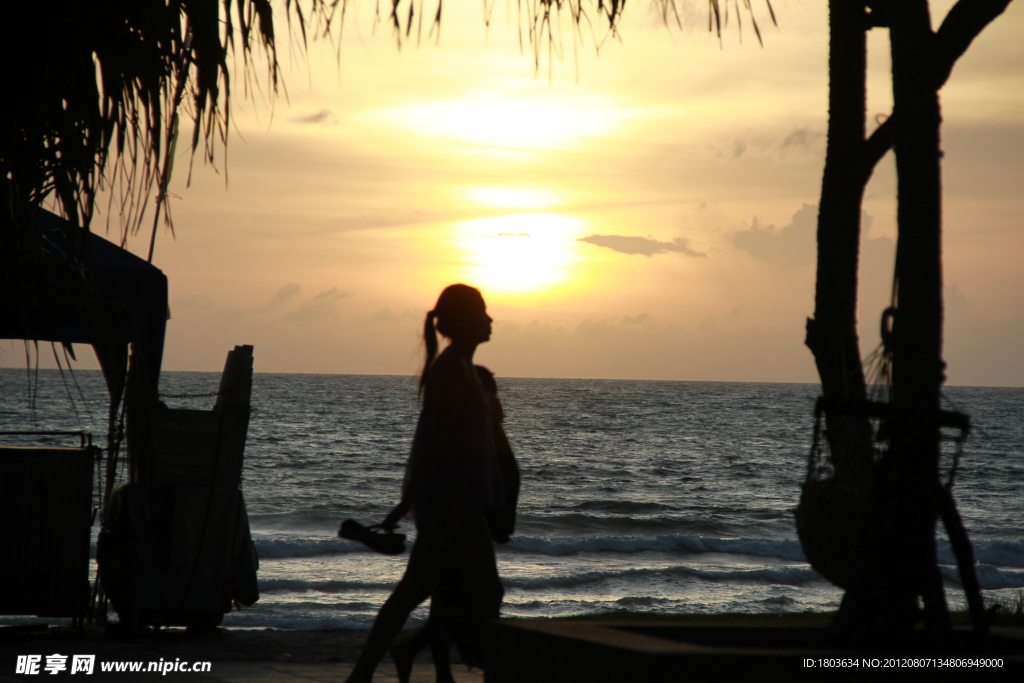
[0, 209, 167, 398]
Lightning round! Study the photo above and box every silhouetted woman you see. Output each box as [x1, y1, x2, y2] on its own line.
[345, 284, 505, 683]
[390, 365, 520, 683]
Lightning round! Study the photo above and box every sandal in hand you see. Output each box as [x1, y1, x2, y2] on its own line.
[338, 519, 407, 555]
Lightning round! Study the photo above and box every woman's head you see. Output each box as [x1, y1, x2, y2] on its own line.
[432, 284, 490, 343]
[421, 284, 491, 391]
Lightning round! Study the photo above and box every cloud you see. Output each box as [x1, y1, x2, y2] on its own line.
[781, 127, 825, 150]
[269, 283, 301, 308]
[731, 203, 818, 266]
[371, 307, 419, 322]
[288, 109, 337, 125]
[577, 234, 706, 257]
[733, 138, 747, 159]
[172, 294, 214, 309]
[284, 287, 351, 322]
[733, 203, 889, 274]
[373, 307, 399, 322]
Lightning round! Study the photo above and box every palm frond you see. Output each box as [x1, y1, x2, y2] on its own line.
[0, 1, 336, 253]
[0, 1, 333, 394]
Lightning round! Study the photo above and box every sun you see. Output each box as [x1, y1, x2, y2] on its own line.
[374, 91, 625, 152]
[455, 213, 586, 295]
[462, 186, 560, 210]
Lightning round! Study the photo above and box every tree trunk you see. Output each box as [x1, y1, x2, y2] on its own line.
[831, 0, 950, 643]
[883, 0, 949, 637]
[806, 0, 888, 641]
[807, 0, 951, 642]
[808, 0, 1014, 642]
[806, 1, 870, 467]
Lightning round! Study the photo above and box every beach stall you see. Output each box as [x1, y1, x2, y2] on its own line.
[0, 209, 257, 630]
[0, 208, 167, 627]
[99, 344, 260, 630]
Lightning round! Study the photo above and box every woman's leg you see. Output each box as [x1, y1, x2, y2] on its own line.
[390, 619, 437, 683]
[390, 601, 457, 683]
[345, 535, 447, 683]
[461, 533, 503, 621]
[426, 573, 460, 683]
[429, 631, 455, 683]
[450, 533, 503, 670]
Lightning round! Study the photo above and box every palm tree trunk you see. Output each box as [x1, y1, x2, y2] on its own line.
[883, 0, 949, 637]
[806, 1, 870, 472]
[811, 0, 1014, 642]
[806, 0, 891, 641]
[831, 0, 950, 642]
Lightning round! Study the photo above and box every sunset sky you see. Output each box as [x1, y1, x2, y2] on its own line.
[5, 0, 1023, 385]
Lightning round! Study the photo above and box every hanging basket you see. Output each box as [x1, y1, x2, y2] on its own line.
[795, 397, 883, 589]
[796, 477, 876, 589]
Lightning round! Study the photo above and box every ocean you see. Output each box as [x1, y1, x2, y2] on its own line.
[1, 368, 1022, 629]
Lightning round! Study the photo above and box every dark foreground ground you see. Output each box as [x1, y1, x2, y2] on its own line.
[0, 624, 474, 681]
[1, 612, 1022, 682]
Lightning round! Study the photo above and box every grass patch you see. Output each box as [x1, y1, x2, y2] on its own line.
[984, 590, 1024, 628]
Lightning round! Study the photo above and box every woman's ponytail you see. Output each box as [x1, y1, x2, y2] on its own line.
[420, 310, 438, 395]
